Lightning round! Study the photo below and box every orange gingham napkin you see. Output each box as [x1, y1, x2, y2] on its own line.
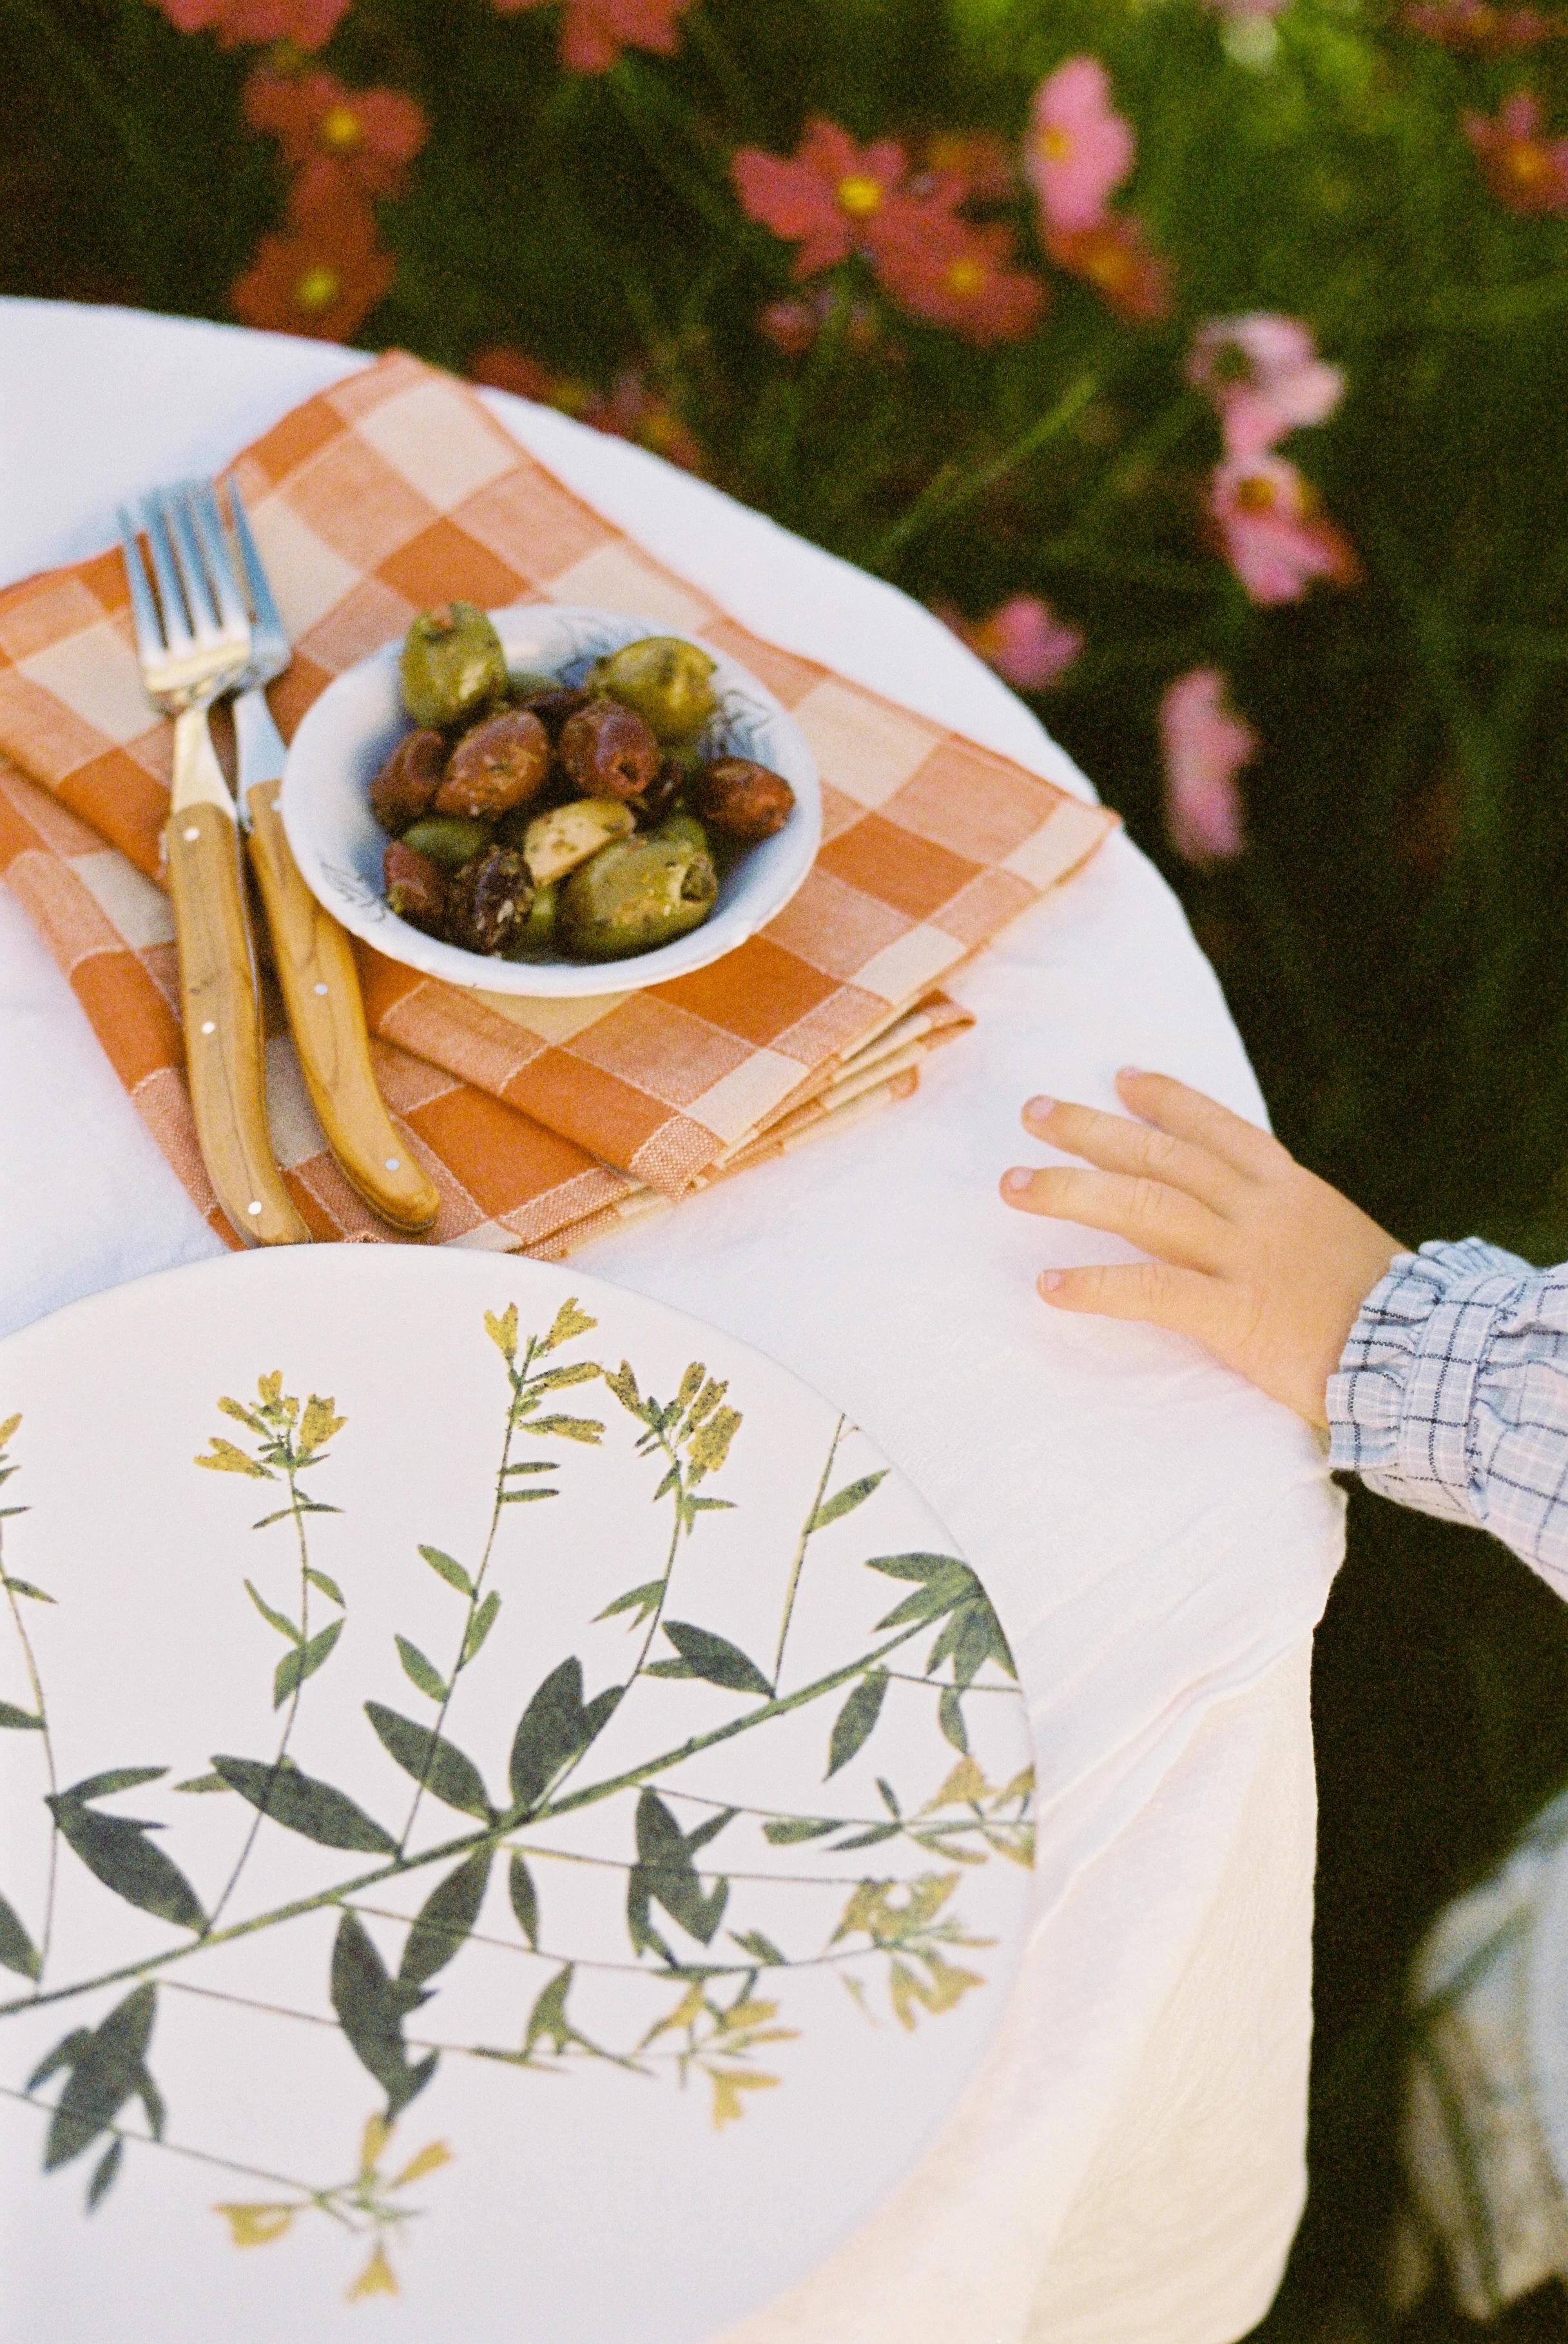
[0, 353, 1115, 1253]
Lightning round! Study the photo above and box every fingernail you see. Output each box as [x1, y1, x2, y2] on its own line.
[1038, 1270, 1063, 1293]
[1023, 1095, 1056, 1120]
[1003, 1167, 1033, 1195]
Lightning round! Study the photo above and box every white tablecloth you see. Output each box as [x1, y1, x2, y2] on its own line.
[0, 298, 1343, 2343]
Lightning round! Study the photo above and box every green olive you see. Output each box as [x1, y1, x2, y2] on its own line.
[506, 668, 559, 700]
[587, 636, 719, 746]
[650, 811, 710, 855]
[400, 603, 508, 730]
[401, 816, 494, 869]
[508, 880, 559, 956]
[559, 837, 719, 960]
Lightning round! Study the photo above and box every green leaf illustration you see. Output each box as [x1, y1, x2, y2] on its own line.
[172, 1773, 231, 1795]
[273, 1618, 342, 1709]
[501, 1460, 557, 1475]
[524, 1964, 574, 2054]
[461, 1591, 501, 1667]
[864, 1554, 1018, 1683]
[761, 1817, 838, 1845]
[540, 1298, 596, 1353]
[50, 1797, 206, 1935]
[833, 1822, 902, 1850]
[0, 1700, 43, 1730]
[61, 1767, 164, 1803]
[331, 1911, 436, 2120]
[809, 1472, 888, 1533]
[364, 1703, 494, 1821]
[213, 1756, 396, 1853]
[395, 1636, 449, 1704]
[659, 1622, 771, 1698]
[508, 1659, 620, 1816]
[305, 1568, 345, 1607]
[595, 1580, 664, 1628]
[629, 1790, 730, 1950]
[194, 1437, 272, 1480]
[32, 1983, 164, 2171]
[522, 1415, 603, 1444]
[399, 1848, 493, 1988]
[509, 1852, 539, 1949]
[826, 1669, 889, 1778]
[730, 1928, 786, 1966]
[0, 1890, 40, 1980]
[528, 1361, 600, 1393]
[499, 1488, 557, 1505]
[244, 1578, 300, 1645]
[939, 1688, 969, 1753]
[418, 1545, 474, 1597]
[3, 1579, 53, 1604]
[86, 2137, 123, 2211]
[483, 1304, 518, 1362]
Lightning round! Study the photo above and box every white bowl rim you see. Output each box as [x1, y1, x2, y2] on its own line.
[280, 604, 821, 999]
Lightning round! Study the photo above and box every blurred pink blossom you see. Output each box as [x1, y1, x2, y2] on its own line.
[1186, 313, 1344, 462]
[1045, 215, 1172, 323]
[1406, 1, 1563, 50]
[1026, 58, 1136, 233]
[936, 596, 1083, 690]
[875, 218, 1047, 344]
[491, 0, 692, 73]
[1463, 90, 1568, 214]
[1208, 454, 1359, 605]
[732, 121, 928, 278]
[1159, 668, 1253, 866]
[155, 0, 351, 43]
[244, 68, 428, 208]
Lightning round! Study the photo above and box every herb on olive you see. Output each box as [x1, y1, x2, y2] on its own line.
[435, 707, 552, 820]
[559, 835, 719, 960]
[446, 848, 535, 958]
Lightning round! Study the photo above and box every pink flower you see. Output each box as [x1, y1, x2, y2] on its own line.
[1186, 314, 1344, 463]
[244, 68, 429, 208]
[1159, 669, 1253, 866]
[936, 596, 1083, 690]
[155, 0, 351, 46]
[732, 120, 932, 278]
[1208, 454, 1359, 605]
[1046, 216, 1172, 323]
[1405, 1, 1562, 50]
[1025, 58, 1136, 235]
[490, 0, 692, 73]
[758, 287, 883, 357]
[1463, 90, 1568, 215]
[231, 188, 394, 342]
[875, 217, 1047, 344]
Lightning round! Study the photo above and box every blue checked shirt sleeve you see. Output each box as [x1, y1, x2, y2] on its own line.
[1327, 1237, 1568, 1594]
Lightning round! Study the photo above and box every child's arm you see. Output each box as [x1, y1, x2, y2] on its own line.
[1002, 1069, 1568, 1586]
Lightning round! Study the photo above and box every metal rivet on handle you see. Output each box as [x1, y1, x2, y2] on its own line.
[385, 1158, 400, 1172]
[200, 1020, 216, 1035]
[182, 826, 200, 842]
[313, 983, 329, 996]
[247, 1202, 262, 1217]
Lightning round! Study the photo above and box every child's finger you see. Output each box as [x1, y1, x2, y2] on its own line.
[1115, 1069, 1283, 1179]
[1036, 1256, 1224, 1342]
[1021, 1094, 1241, 1212]
[1000, 1163, 1227, 1270]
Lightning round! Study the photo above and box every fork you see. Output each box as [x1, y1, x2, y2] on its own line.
[119, 489, 311, 1249]
[211, 481, 440, 1234]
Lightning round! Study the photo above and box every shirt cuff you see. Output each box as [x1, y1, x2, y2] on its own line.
[1326, 1238, 1535, 1523]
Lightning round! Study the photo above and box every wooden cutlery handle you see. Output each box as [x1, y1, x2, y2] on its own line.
[164, 797, 312, 1248]
[245, 779, 440, 1234]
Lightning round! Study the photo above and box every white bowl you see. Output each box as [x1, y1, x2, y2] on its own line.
[281, 605, 820, 997]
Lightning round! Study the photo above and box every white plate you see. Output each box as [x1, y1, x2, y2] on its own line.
[0, 1250, 1032, 2343]
[281, 608, 822, 998]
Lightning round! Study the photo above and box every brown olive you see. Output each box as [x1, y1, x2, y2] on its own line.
[447, 848, 535, 957]
[558, 697, 661, 802]
[689, 756, 796, 843]
[383, 839, 448, 935]
[519, 683, 591, 737]
[630, 757, 686, 828]
[434, 708, 552, 820]
[369, 728, 446, 835]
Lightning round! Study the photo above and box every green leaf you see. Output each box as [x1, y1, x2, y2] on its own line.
[509, 1850, 539, 1949]
[418, 1545, 473, 1596]
[499, 1487, 557, 1504]
[171, 1773, 231, 1794]
[0, 1700, 42, 1730]
[877, 1777, 902, 1817]
[4, 1579, 53, 1603]
[244, 1578, 301, 1645]
[833, 1822, 902, 1849]
[395, 1636, 449, 1703]
[501, 1460, 557, 1475]
[0, 1890, 39, 1980]
[524, 1964, 573, 2053]
[62, 1767, 165, 1803]
[826, 1669, 889, 1777]
[730, 1928, 786, 1966]
[864, 1552, 971, 1584]
[541, 1298, 595, 1353]
[809, 1472, 888, 1533]
[508, 1658, 612, 1815]
[630, 1790, 730, 1947]
[331, 1911, 436, 2119]
[50, 1801, 205, 1934]
[86, 2138, 123, 2211]
[37, 1984, 162, 2170]
[273, 1618, 342, 1709]
[305, 1568, 345, 1606]
[938, 1687, 969, 1754]
[364, 1703, 493, 1821]
[212, 1756, 396, 1853]
[527, 1361, 600, 1391]
[660, 1622, 772, 1698]
[595, 1579, 664, 1627]
[522, 1415, 603, 1444]
[603, 1362, 643, 1415]
[462, 1591, 501, 1667]
[399, 1848, 493, 1988]
[761, 1816, 838, 1844]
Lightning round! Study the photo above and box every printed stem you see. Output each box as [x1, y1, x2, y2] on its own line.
[0, 1534, 59, 1988]
[770, 1417, 843, 1694]
[0, 2082, 350, 2211]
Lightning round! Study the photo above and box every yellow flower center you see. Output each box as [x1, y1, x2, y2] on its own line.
[320, 104, 364, 153]
[1505, 139, 1551, 186]
[945, 257, 985, 296]
[1085, 242, 1134, 293]
[1039, 127, 1072, 160]
[836, 173, 884, 218]
[294, 264, 340, 313]
[1234, 472, 1278, 515]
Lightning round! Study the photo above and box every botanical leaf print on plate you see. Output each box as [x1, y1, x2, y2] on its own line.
[0, 1250, 1033, 2344]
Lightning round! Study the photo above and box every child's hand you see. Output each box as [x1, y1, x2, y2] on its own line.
[1000, 1069, 1403, 1428]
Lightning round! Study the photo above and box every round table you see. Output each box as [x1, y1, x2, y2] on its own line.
[0, 297, 1342, 2344]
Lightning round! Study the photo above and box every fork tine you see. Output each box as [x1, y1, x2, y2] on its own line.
[224, 480, 287, 647]
[142, 493, 195, 651]
[164, 486, 222, 641]
[117, 507, 166, 664]
[189, 483, 249, 636]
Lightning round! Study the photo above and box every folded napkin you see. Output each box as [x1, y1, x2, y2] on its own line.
[0, 352, 1114, 1254]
